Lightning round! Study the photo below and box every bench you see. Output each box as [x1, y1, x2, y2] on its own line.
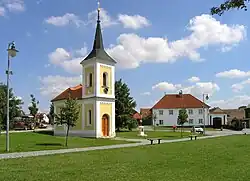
[189, 135, 197, 140]
[147, 138, 162, 145]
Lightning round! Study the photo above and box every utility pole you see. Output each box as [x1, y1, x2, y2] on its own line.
[202, 93, 209, 135]
[6, 41, 18, 152]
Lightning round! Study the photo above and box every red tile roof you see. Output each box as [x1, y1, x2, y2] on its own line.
[209, 107, 226, 114]
[140, 108, 152, 118]
[51, 84, 82, 102]
[133, 112, 142, 120]
[152, 94, 209, 109]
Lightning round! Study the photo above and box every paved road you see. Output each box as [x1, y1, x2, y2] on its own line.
[206, 129, 250, 136]
[0, 126, 53, 134]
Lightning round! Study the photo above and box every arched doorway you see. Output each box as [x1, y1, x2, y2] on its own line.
[213, 117, 222, 129]
[102, 114, 109, 137]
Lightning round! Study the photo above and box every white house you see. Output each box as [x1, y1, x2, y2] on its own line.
[151, 93, 210, 127]
[209, 107, 228, 128]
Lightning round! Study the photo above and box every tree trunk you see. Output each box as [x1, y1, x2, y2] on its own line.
[181, 125, 183, 137]
[65, 125, 70, 147]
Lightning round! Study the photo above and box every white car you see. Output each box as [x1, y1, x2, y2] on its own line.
[192, 126, 204, 133]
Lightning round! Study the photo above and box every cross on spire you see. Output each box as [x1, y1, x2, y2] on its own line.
[97, 1, 100, 23]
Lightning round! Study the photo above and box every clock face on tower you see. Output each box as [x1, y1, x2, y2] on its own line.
[103, 87, 109, 94]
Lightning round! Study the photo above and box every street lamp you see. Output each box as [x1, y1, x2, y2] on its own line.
[202, 93, 209, 135]
[6, 41, 19, 152]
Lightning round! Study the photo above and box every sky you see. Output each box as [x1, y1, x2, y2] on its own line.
[0, 0, 250, 113]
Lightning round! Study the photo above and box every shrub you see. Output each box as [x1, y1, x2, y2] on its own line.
[231, 118, 244, 131]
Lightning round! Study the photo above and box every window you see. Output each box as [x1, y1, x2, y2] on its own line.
[169, 110, 173, 115]
[88, 110, 92, 125]
[199, 109, 203, 114]
[188, 109, 193, 115]
[159, 120, 163, 125]
[102, 72, 108, 87]
[89, 73, 93, 87]
[199, 119, 203, 124]
[159, 110, 163, 115]
[189, 119, 193, 124]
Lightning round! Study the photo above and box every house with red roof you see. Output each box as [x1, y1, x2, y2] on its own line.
[151, 93, 210, 127]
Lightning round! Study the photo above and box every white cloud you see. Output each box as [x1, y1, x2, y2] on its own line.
[0, 6, 5, 16]
[152, 81, 219, 100]
[231, 79, 250, 92]
[48, 47, 88, 74]
[118, 14, 150, 29]
[39, 75, 81, 99]
[140, 92, 151, 96]
[87, 8, 117, 28]
[216, 69, 250, 79]
[209, 95, 250, 109]
[182, 82, 220, 99]
[5, 0, 24, 12]
[45, 13, 82, 27]
[188, 76, 200, 83]
[152, 82, 181, 92]
[0, 0, 25, 15]
[107, 14, 246, 69]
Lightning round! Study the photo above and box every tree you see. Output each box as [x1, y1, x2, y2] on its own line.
[115, 79, 137, 131]
[49, 103, 55, 124]
[28, 94, 39, 117]
[177, 109, 188, 137]
[55, 97, 80, 147]
[211, 0, 249, 16]
[0, 83, 24, 129]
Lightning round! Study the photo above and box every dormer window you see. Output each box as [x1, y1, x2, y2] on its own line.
[102, 72, 108, 87]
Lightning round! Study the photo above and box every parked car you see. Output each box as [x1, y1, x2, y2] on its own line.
[13, 121, 35, 130]
[191, 126, 204, 134]
[38, 123, 48, 129]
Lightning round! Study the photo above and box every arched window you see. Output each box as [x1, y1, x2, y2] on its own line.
[88, 110, 92, 125]
[89, 73, 93, 87]
[103, 72, 108, 87]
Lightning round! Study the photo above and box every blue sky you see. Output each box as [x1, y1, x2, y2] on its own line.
[0, 0, 250, 113]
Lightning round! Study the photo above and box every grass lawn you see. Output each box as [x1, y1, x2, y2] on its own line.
[1, 135, 250, 181]
[116, 130, 195, 139]
[0, 131, 131, 153]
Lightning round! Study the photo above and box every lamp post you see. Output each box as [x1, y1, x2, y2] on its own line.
[202, 93, 209, 135]
[6, 41, 19, 152]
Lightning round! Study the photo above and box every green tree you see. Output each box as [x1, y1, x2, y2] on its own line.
[211, 0, 249, 15]
[115, 79, 137, 131]
[28, 94, 39, 117]
[0, 83, 23, 129]
[55, 97, 80, 147]
[49, 103, 55, 124]
[177, 109, 188, 137]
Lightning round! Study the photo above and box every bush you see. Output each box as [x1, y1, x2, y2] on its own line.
[230, 118, 244, 131]
[127, 119, 138, 131]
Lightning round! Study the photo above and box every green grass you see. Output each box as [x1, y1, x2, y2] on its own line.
[0, 131, 131, 153]
[116, 130, 198, 139]
[1, 135, 250, 181]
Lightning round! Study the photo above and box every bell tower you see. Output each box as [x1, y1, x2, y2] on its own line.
[80, 1, 116, 138]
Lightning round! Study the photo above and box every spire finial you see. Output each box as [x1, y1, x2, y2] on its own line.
[97, 0, 101, 22]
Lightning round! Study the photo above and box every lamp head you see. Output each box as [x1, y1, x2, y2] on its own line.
[7, 41, 19, 58]
[205, 94, 209, 100]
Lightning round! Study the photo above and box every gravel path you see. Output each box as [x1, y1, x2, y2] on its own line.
[0, 132, 246, 160]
